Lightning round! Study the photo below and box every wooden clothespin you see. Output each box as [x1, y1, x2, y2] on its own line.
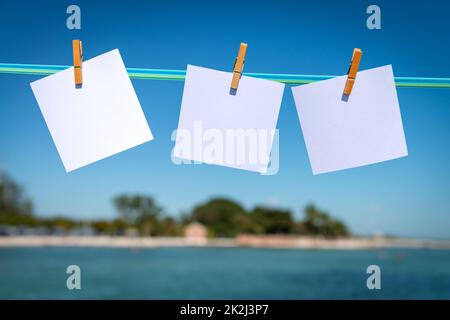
[343, 48, 362, 96]
[72, 40, 83, 87]
[230, 43, 248, 91]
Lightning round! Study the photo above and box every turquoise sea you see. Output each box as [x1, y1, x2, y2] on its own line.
[1, 247, 450, 299]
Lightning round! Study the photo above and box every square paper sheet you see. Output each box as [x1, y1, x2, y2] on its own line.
[173, 65, 285, 173]
[31, 49, 153, 172]
[291, 65, 407, 174]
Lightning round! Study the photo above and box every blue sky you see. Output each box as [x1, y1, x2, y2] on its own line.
[1, 0, 449, 238]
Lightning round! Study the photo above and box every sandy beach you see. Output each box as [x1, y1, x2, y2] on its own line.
[1, 235, 449, 250]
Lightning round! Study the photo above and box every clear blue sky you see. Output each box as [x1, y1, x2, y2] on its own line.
[1, 0, 449, 238]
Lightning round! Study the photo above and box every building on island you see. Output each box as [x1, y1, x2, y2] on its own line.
[184, 222, 208, 244]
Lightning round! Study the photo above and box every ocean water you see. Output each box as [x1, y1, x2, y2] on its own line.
[0, 247, 449, 299]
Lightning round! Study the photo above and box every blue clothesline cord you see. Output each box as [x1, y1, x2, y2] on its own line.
[1, 63, 450, 88]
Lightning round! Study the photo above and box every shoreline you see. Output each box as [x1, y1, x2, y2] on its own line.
[1, 235, 450, 250]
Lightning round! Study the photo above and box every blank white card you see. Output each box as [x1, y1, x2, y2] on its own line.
[31, 49, 153, 172]
[174, 65, 285, 173]
[292, 65, 408, 174]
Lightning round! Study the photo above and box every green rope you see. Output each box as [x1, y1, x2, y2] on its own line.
[1, 63, 449, 88]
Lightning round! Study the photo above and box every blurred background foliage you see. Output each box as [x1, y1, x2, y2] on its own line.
[0, 171, 349, 237]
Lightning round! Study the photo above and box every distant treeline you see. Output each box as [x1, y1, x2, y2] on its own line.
[0, 171, 349, 238]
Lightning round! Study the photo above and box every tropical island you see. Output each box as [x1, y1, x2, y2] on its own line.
[1, 171, 449, 249]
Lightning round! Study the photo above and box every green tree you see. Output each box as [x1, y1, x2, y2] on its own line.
[299, 205, 349, 237]
[113, 194, 163, 236]
[158, 217, 182, 236]
[0, 171, 33, 216]
[41, 217, 79, 231]
[91, 220, 113, 235]
[189, 198, 248, 237]
[0, 171, 37, 226]
[248, 207, 294, 234]
[111, 218, 127, 235]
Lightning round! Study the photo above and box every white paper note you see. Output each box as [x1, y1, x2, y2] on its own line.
[31, 49, 153, 172]
[292, 65, 407, 174]
[173, 65, 285, 173]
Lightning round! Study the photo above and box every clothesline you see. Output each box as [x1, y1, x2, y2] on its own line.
[1, 63, 450, 88]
